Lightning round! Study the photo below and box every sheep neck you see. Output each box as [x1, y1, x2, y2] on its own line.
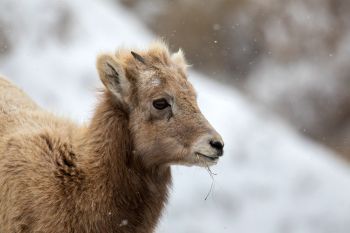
[77, 92, 171, 232]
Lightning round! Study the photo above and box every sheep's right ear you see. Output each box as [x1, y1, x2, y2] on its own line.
[97, 54, 130, 102]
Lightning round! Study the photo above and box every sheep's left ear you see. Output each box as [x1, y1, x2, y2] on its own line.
[171, 49, 188, 74]
[96, 54, 130, 103]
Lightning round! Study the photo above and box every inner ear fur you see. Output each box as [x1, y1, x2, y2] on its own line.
[96, 54, 130, 101]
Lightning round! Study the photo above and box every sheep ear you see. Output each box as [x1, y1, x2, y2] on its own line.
[171, 49, 188, 73]
[96, 54, 130, 102]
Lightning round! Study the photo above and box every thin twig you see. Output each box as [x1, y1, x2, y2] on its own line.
[204, 165, 217, 201]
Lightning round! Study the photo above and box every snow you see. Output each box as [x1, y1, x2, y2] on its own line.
[1, 0, 350, 232]
[119, 219, 128, 227]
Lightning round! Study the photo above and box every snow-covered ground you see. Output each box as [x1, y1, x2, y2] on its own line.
[1, 0, 350, 232]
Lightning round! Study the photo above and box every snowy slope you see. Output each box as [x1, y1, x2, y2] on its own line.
[1, 0, 350, 233]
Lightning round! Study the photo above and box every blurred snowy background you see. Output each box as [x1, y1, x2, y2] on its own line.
[1, 0, 350, 232]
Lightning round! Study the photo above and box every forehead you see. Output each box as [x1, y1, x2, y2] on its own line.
[138, 66, 196, 98]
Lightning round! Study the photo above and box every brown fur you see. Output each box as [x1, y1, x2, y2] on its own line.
[0, 42, 223, 233]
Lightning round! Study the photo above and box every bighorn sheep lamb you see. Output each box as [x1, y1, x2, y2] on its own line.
[0, 41, 224, 233]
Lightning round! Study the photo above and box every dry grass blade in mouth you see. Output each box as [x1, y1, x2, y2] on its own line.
[204, 165, 217, 201]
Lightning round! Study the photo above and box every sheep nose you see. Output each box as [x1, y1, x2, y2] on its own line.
[210, 139, 224, 156]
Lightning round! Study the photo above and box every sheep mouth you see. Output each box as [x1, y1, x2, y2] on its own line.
[195, 152, 219, 162]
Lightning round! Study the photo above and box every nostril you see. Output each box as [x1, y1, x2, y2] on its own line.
[210, 140, 224, 155]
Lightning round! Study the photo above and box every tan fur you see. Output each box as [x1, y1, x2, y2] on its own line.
[0, 42, 223, 233]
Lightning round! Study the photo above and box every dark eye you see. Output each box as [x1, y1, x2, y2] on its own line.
[153, 98, 170, 110]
